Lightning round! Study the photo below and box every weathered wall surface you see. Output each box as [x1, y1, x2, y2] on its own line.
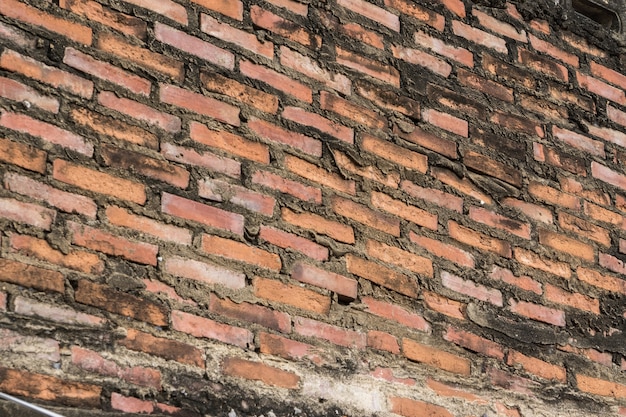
[0, 0, 625, 416]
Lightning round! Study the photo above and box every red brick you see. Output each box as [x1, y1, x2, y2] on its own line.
[291, 262, 357, 300]
[201, 234, 281, 270]
[0, 196, 56, 230]
[402, 338, 471, 375]
[14, 296, 105, 326]
[240, 60, 312, 103]
[371, 192, 437, 231]
[59, 0, 147, 39]
[0, 137, 46, 173]
[423, 291, 465, 320]
[576, 374, 626, 398]
[284, 155, 355, 195]
[252, 170, 322, 204]
[449, 221, 511, 258]
[518, 48, 567, 81]
[362, 134, 428, 173]
[172, 310, 253, 348]
[345, 254, 418, 297]
[577, 267, 626, 295]
[333, 196, 400, 236]
[210, 294, 291, 333]
[54, 159, 145, 204]
[489, 266, 542, 295]
[458, 68, 513, 102]
[282, 207, 355, 244]
[367, 330, 400, 353]
[502, 197, 553, 224]
[251, 5, 320, 48]
[384, 0, 444, 30]
[266, 0, 308, 15]
[162, 143, 239, 179]
[337, 47, 400, 86]
[162, 192, 244, 235]
[585, 122, 626, 148]
[464, 150, 522, 186]
[69, 107, 158, 149]
[452, 20, 507, 53]
[201, 70, 277, 113]
[475, 9, 527, 41]
[390, 397, 453, 417]
[423, 108, 469, 137]
[338, 0, 399, 31]
[190, 121, 269, 163]
[584, 202, 622, 226]
[592, 161, 626, 193]
[0, 20, 37, 48]
[590, 60, 626, 90]
[409, 231, 475, 268]
[442, 271, 503, 307]
[426, 378, 486, 403]
[391, 45, 452, 78]
[163, 255, 245, 290]
[395, 125, 457, 159]
[121, 0, 187, 25]
[534, 143, 586, 176]
[0, 258, 64, 292]
[254, 277, 330, 315]
[548, 82, 595, 112]
[223, 357, 300, 389]
[332, 150, 401, 189]
[559, 212, 610, 247]
[111, 393, 153, 414]
[507, 350, 566, 382]
[509, 299, 565, 326]
[70, 221, 158, 265]
[0, 367, 101, 407]
[482, 53, 535, 89]
[514, 247, 571, 279]
[98, 91, 181, 133]
[71, 346, 161, 389]
[320, 91, 386, 130]
[294, 316, 366, 349]
[97, 32, 184, 81]
[488, 367, 540, 395]
[318, 10, 384, 49]
[363, 297, 430, 332]
[160, 83, 240, 126]
[0, 292, 6, 311]
[283, 106, 353, 143]
[432, 167, 493, 205]
[281, 46, 351, 94]
[106, 206, 192, 245]
[201, 13, 273, 58]
[1, 111, 93, 156]
[529, 34, 579, 67]
[528, 181, 579, 211]
[0, 75, 58, 113]
[469, 206, 530, 239]
[545, 284, 599, 315]
[5, 173, 96, 218]
[577, 71, 626, 105]
[259, 332, 325, 365]
[354, 79, 419, 117]
[608, 104, 626, 128]
[538, 228, 594, 262]
[444, 327, 504, 359]
[414, 30, 473, 66]
[0, 0, 92, 44]
[401, 180, 462, 212]
[491, 111, 544, 138]
[366, 239, 433, 277]
[10, 234, 103, 274]
[190, 0, 243, 19]
[248, 117, 322, 156]
[75, 279, 168, 326]
[441, 0, 465, 17]
[199, 178, 275, 216]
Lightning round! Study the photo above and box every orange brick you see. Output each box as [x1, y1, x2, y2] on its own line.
[402, 338, 471, 375]
[201, 13, 273, 58]
[332, 150, 401, 189]
[401, 180, 462, 212]
[514, 247, 571, 279]
[9, 234, 103, 275]
[0, 75, 59, 113]
[345, 254, 418, 298]
[210, 294, 291, 333]
[283, 105, 353, 143]
[423, 108, 469, 137]
[339, 0, 399, 31]
[395, 125, 457, 159]
[528, 181, 579, 210]
[390, 397, 453, 417]
[453, 20, 507, 53]
[97, 32, 184, 81]
[160, 83, 240, 126]
[190, 121, 269, 163]
[366, 239, 433, 277]
[76, 280, 168, 326]
[415, 30, 473, 67]
[507, 350, 566, 382]
[354, 78, 419, 117]
[529, 34, 579, 67]
[120, 328, 204, 368]
[53, 159, 145, 205]
[240, 60, 312, 103]
[0, 0, 92, 44]
[491, 110, 544, 138]
[259, 332, 324, 365]
[121, 0, 187, 25]
[282, 207, 355, 244]
[223, 357, 299, 389]
[0, 368, 101, 407]
[577, 267, 626, 295]
[422, 291, 465, 320]
[458, 68, 513, 102]
[201, 234, 281, 271]
[333, 196, 400, 236]
[320, 91, 386, 130]
[538, 228, 594, 262]
[0, 197, 56, 230]
[444, 327, 504, 359]
[201, 70, 278, 114]
[426, 378, 486, 403]
[98, 91, 181, 133]
[409, 232, 474, 268]
[254, 277, 330, 315]
[432, 167, 493, 205]
[252, 170, 322, 204]
[292, 262, 357, 300]
[199, 178, 275, 216]
[190, 0, 243, 20]
[441, 271, 503, 307]
[363, 297, 430, 332]
[251, 5, 320, 48]
[576, 374, 626, 398]
[469, 206, 530, 239]
[489, 266, 542, 295]
[449, 221, 511, 258]
[105, 206, 192, 245]
[171, 310, 253, 349]
[294, 316, 366, 349]
[384, 0, 444, 30]
[111, 393, 152, 414]
[544, 284, 599, 314]
[371, 192, 438, 231]
[392, 44, 452, 78]
[284, 154, 355, 195]
[509, 299, 565, 327]
[59, 0, 147, 39]
[337, 46, 400, 86]
[161, 192, 244, 235]
[69, 221, 158, 266]
[464, 150, 522, 186]
[248, 117, 321, 157]
[0, 137, 46, 173]
[502, 197, 553, 224]
[281, 46, 351, 95]
[163, 256, 245, 290]
[367, 330, 400, 353]
[0, 258, 64, 293]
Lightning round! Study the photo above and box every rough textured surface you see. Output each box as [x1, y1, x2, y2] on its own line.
[0, 0, 626, 416]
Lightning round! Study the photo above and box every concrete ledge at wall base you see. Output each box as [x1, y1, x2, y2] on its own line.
[0, 399, 172, 417]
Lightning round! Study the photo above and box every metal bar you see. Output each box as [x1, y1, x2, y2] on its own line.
[0, 392, 67, 417]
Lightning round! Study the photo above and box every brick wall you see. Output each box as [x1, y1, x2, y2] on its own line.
[0, 0, 625, 416]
